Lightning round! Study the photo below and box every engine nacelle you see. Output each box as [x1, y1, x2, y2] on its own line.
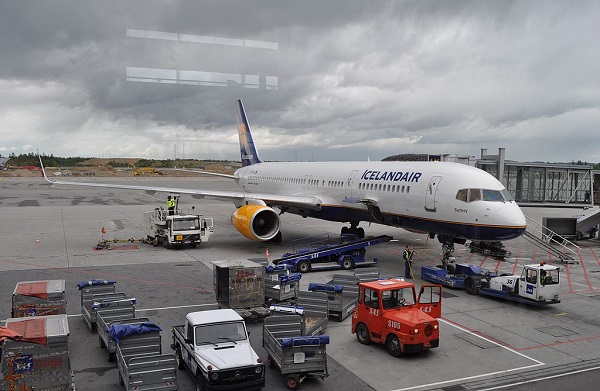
[231, 204, 280, 241]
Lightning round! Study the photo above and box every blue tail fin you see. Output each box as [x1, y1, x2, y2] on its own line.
[236, 99, 262, 167]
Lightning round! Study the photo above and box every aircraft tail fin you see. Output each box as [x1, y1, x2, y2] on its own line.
[236, 99, 262, 167]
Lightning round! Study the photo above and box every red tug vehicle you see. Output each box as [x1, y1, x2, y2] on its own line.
[351, 278, 442, 356]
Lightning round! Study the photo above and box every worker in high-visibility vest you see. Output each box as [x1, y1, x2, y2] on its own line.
[167, 196, 176, 215]
[403, 245, 415, 279]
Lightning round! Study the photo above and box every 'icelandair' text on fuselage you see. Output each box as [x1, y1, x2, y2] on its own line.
[360, 170, 422, 182]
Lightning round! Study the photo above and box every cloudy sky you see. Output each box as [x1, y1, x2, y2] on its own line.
[1, 0, 599, 163]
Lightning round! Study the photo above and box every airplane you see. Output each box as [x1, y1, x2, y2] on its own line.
[40, 99, 527, 262]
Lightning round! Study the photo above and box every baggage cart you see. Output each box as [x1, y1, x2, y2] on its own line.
[0, 314, 75, 391]
[212, 259, 269, 320]
[263, 314, 329, 390]
[295, 291, 328, 335]
[96, 298, 138, 362]
[111, 322, 178, 391]
[12, 279, 67, 318]
[265, 265, 302, 304]
[77, 279, 118, 331]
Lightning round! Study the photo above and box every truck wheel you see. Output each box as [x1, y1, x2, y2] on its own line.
[175, 347, 185, 370]
[341, 256, 354, 270]
[297, 261, 311, 273]
[285, 374, 300, 390]
[356, 323, 371, 345]
[465, 278, 479, 295]
[386, 334, 402, 357]
[99, 334, 106, 349]
[195, 374, 206, 391]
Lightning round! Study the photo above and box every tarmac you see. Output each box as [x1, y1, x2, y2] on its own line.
[2, 176, 600, 391]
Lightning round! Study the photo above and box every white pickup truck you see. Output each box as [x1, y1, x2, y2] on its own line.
[171, 309, 265, 391]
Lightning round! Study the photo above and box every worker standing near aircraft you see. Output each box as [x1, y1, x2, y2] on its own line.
[167, 196, 175, 215]
[403, 245, 414, 279]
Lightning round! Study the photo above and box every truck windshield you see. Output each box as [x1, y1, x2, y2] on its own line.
[172, 218, 200, 231]
[382, 288, 415, 309]
[195, 321, 247, 345]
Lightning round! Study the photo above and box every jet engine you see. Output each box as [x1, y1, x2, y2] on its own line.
[231, 204, 281, 241]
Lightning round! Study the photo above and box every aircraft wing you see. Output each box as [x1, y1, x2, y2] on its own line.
[44, 177, 323, 211]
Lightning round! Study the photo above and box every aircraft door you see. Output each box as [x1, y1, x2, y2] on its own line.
[346, 170, 359, 199]
[425, 176, 442, 212]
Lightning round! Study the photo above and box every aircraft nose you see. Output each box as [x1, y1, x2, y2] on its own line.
[493, 202, 527, 231]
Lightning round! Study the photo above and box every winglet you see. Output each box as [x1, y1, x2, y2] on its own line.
[236, 99, 262, 167]
[37, 150, 54, 184]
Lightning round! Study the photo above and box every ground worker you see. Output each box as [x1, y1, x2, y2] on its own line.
[403, 245, 415, 279]
[167, 196, 175, 215]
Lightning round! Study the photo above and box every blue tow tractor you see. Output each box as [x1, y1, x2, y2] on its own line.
[421, 262, 561, 306]
[272, 234, 392, 273]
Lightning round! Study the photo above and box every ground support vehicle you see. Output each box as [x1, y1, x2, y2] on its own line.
[263, 314, 329, 390]
[171, 309, 265, 391]
[272, 235, 392, 273]
[11, 279, 66, 317]
[352, 279, 442, 356]
[0, 314, 75, 390]
[213, 259, 269, 320]
[143, 208, 213, 249]
[295, 291, 328, 336]
[421, 262, 561, 306]
[77, 279, 119, 331]
[111, 322, 178, 391]
[96, 298, 138, 362]
[265, 265, 302, 305]
[468, 241, 511, 258]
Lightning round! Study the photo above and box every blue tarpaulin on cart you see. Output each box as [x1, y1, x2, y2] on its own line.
[77, 279, 117, 289]
[308, 283, 343, 293]
[280, 335, 330, 348]
[279, 273, 302, 283]
[265, 265, 289, 273]
[108, 322, 162, 344]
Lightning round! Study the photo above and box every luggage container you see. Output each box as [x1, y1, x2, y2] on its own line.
[12, 279, 67, 318]
[111, 322, 178, 391]
[212, 259, 269, 320]
[0, 314, 75, 391]
[96, 298, 138, 362]
[263, 314, 329, 390]
[295, 291, 328, 336]
[265, 264, 302, 304]
[77, 279, 118, 331]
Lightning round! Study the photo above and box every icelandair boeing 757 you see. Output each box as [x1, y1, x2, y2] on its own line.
[40, 100, 526, 260]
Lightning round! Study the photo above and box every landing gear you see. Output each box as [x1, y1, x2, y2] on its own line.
[438, 235, 458, 272]
[341, 222, 365, 239]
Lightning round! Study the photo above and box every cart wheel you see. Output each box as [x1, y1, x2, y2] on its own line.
[286, 374, 300, 390]
[267, 355, 275, 369]
[355, 323, 371, 345]
[99, 334, 106, 349]
[297, 261, 311, 273]
[107, 351, 116, 363]
[386, 334, 402, 357]
[152, 236, 159, 247]
[337, 313, 344, 322]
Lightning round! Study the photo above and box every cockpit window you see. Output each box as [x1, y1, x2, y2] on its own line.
[482, 189, 504, 202]
[457, 188, 512, 203]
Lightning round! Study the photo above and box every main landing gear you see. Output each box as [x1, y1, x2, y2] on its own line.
[437, 235, 465, 275]
[341, 222, 365, 239]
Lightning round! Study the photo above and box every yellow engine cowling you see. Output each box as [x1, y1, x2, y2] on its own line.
[231, 204, 280, 241]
